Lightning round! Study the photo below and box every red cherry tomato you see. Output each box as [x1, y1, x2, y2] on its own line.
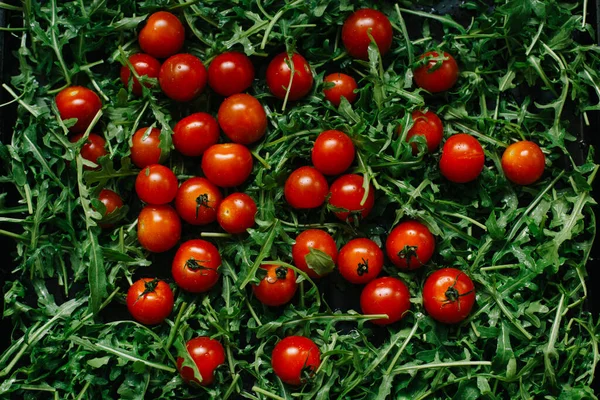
[159, 53, 207, 102]
[131, 127, 164, 168]
[360, 277, 411, 325]
[414, 51, 459, 93]
[177, 337, 225, 386]
[70, 133, 107, 170]
[173, 113, 220, 157]
[208, 51, 255, 96]
[138, 11, 185, 59]
[342, 8, 393, 60]
[328, 174, 375, 222]
[271, 336, 321, 386]
[172, 239, 221, 293]
[126, 278, 174, 325]
[252, 264, 297, 306]
[423, 268, 476, 324]
[284, 166, 328, 209]
[311, 130, 355, 176]
[201, 144, 253, 188]
[405, 110, 444, 154]
[56, 86, 102, 132]
[501, 140, 545, 185]
[137, 204, 181, 253]
[175, 177, 222, 225]
[291, 229, 338, 279]
[323, 73, 358, 107]
[338, 238, 383, 284]
[217, 192, 257, 234]
[217, 94, 267, 145]
[135, 164, 178, 205]
[439, 133, 485, 183]
[266, 52, 313, 101]
[386, 220, 435, 270]
[97, 189, 124, 228]
[120, 53, 161, 96]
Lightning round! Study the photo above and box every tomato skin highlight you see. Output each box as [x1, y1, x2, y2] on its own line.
[177, 337, 225, 386]
[70, 133, 107, 170]
[271, 336, 321, 386]
[266, 52, 313, 101]
[175, 177, 222, 226]
[208, 51, 255, 96]
[217, 192, 257, 234]
[360, 277, 411, 325]
[501, 140, 545, 185]
[56, 86, 102, 133]
[311, 130, 355, 176]
[131, 127, 163, 168]
[135, 164, 178, 205]
[172, 239, 221, 293]
[252, 264, 297, 306]
[338, 238, 383, 284]
[173, 113, 220, 157]
[413, 51, 459, 93]
[159, 53, 207, 102]
[120, 53, 161, 96]
[137, 204, 181, 253]
[405, 110, 444, 154]
[97, 189, 124, 228]
[217, 93, 267, 145]
[284, 166, 329, 209]
[291, 229, 338, 279]
[126, 278, 174, 325]
[328, 174, 375, 222]
[439, 133, 485, 183]
[386, 220, 435, 270]
[342, 8, 393, 60]
[201, 143, 253, 188]
[323, 73, 358, 107]
[422, 268, 475, 324]
[138, 11, 185, 59]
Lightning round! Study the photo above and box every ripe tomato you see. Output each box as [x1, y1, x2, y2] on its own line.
[360, 277, 411, 325]
[159, 53, 207, 102]
[413, 51, 459, 93]
[405, 110, 444, 154]
[217, 93, 267, 145]
[422, 268, 475, 324]
[311, 130, 355, 176]
[120, 53, 161, 96]
[126, 278, 174, 325]
[284, 166, 328, 209]
[56, 86, 102, 132]
[172, 239, 221, 293]
[135, 164, 178, 205]
[137, 204, 181, 253]
[338, 238, 383, 284]
[386, 220, 435, 270]
[217, 192, 257, 234]
[266, 52, 313, 101]
[439, 133, 485, 183]
[201, 144, 253, 188]
[173, 113, 219, 157]
[501, 140, 545, 185]
[271, 336, 320, 386]
[342, 8, 393, 60]
[328, 174, 375, 222]
[97, 189, 124, 228]
[323, 72, 358, 107]
[252, 264, 297, 307]
[208, 51, 255, 96]
[131, 127, 164, 168]
[70, 133, 107, 169]
[291, 229, 338, 279]
[178, 337, 225, 386]
[175, 177, 222, 225]
[138, 11, 185, 59]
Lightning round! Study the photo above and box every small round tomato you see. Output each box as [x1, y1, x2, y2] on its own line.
[56, 86, 102, 132]
[323, 73, 358, 107]
[208, 51, 255, 96]
[266, 52, 313, 101]
[284, 166, 328, 209]
[217, 94, 267, 145]
[360, 277, 411, 325]
[120, 53, 161, 96]
[342, 8, 393, 60]
[271, 336, 321, 386]
[328, 174, 375, 222]
[201, 144, 253, 188]
[70, 133, 107, 169]
[291, 229, 338, 279]
[131, 127, 164, 168]
[405, 110, 444, 154]
[159, 53, 207, 102]
[126, 278, 174, 325]
[172, 239, 221, 293]
[501, 140, 545, 185]
[173, 113, 220, 157]
[178, 337, 225, 386]
[137, 204, 181, 253]
[423, 268, 475, 324]
[97, 189, 124, 228]
[439, 134, 485, 183]
[175, 177, 222, 225]
[217, 192, 257, 234]
[135, 164, 178, 205]
[138, 11, 185, 59]
[311, 130, 355, 176]
[253, 264, 297, 307]
[386, 221, 435, 270]
[414, 51, 459, 93]
[338, 238, 383, 284]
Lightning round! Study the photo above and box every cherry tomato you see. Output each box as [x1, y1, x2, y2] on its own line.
[173, 113, 220, 157]
[120, 53, 161, 96]
[172, 239, 221, 293]
[201, 144, 253, 188]
[159, 53, 207, 102]
[311, 130, 355, 176]
[413, 51, 459, 93]
[342, 8, 393, 60]
[70, 133, 107, 170]
[266, 52, 313, 101]
[126, 278, 174, 325]
[208, 51, 255, 97]
[291, 229, 338, 279]
[271, 336, 321, 386]
[175, 177, 222, 225]
[137, 204, 181, 253]
[178, 337, 225, 386]
[386, 220, 435, 270]
[138, 11, 185, 59]
[284, 166, 328, 209]
[501, 140, 545, 185]
[217, 93, 267, 145]
[338, 238, 383, 284]
[56, 86, 102, 132]
[328, 174, 375, 222]
[323, 72, 358, 107]
[405, 110, 444, 154]
[360, 277, 411, 325]
[439, 134, 485, 183]
[252, 264, 297, 307]
[422, 268, 475, 324]
[217, 192, 257, 234]
[131, 127, 164, 168]
[135, 164, 178, 205]
[97, 189, 124, 228]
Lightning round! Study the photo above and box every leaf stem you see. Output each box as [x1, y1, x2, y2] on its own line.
[252, 386, 285, 400]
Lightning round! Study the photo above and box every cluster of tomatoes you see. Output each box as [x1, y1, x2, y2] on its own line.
[54, 7, 548, 389]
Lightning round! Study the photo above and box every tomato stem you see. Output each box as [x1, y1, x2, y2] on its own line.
[356, 258, 369, 276]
